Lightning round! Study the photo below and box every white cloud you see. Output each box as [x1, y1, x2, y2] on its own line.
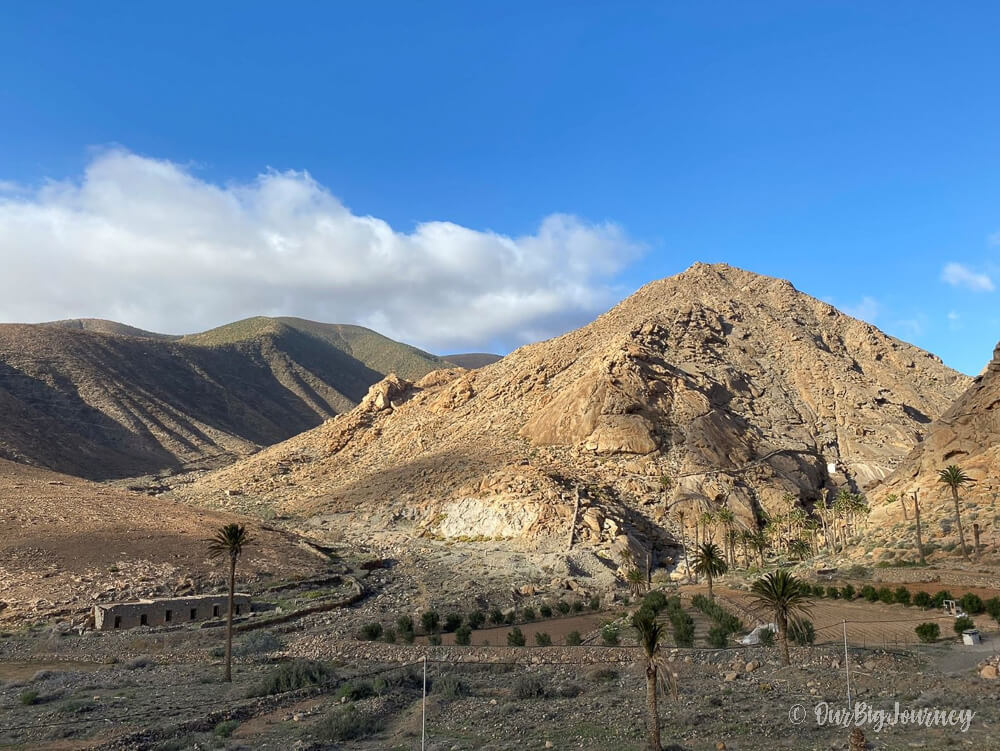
[0, 149, 643, 352]
[940, 262, 995, 292]
[842, 296, 881, 322]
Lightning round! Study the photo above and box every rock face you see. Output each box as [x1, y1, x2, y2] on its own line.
[864, 341, 1000, 556]
[0, 317, 449, 479]
[181, 264, 967, 559]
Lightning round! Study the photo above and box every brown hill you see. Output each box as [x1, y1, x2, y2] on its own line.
[863, 341, 1000, 562]
[0, 459, 324, 622]
[0, 317, 448, 479]
[179, 264, 968, 563]
[443, 353, 503, 369]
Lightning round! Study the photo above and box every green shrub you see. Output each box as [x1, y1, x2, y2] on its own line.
[522, 606, 536, 621]
[19, 690, 40, 706]
[960, 593, 985, 615]
[444, 613, 463, 632]
[601, 623, 620, 646]
[421, 611, 440, 633]
[316, 705, 382, 742]
[954, 615, 975, 634]
[589, 595, 601, 610]
[985, 597, 1000, 623]
[643, 591, 668, 614]
[382, 627, 396, 644]
[861, 585, 878, 602]
[812, 584, 825, 598]
[535, 632, 552, 646]
[565, 630, 582, 646]
[359, 622, 382, 641]
[894, 587, 911, 606]
[571, 600, 584, 613]
[504, 610, 517, 625]
[488, 607, 504, 624]
[507, 627, 526, 647]
[931, 590, 953, 608]
[467, 611, 485, 629]
[399, 628, 415, 644]
[236, 631, 282, 656]
[913, 591, 933, 609]
[250, 660, 331, 697]
[433, 674, 465, 700]
[826, 585, 841, 600]
[915, 622, 940, 643]
[707, 624, 729, 648]
[539, 603, 553, 618]
[335, 680, 374, 701]
[556, 600, 571, 615]
[789, 619, 815, 646]
[455, 625, 472, 645]
[428, 634, 442, 646]
[513, 676, 545, 699]
[690, 594, 742, 633]
[396, 615, 414, 633]
[214, 720, 239, 738]
[841, 584, 856, 600]
[877, 587, 894, 604]
[759, 628, 776, 647]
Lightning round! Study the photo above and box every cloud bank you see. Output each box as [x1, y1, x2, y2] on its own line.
[0, 150, 642, 352]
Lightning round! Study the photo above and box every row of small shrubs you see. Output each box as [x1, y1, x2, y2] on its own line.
[914, 615, 978, 644]
[665, 597, 695, 647]
[690, 594, 743, 633]
[359, 597, 602, 643]
[808, 583, 1000, 622]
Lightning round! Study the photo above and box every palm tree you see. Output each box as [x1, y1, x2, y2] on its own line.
[750, 529, 769, 568]
[675, 509, 693, 583]
[626, 565, 648, 597]
[750, 570, 812, 666]
[787, 538, 810, 561]
[716, 507, 736, 566]
[632, 609, 678, 751]
[938, 465, 973, 559]
[207, 523, 252, 682]
[693, 542, 727, 601]
[699, 511, 716, 544]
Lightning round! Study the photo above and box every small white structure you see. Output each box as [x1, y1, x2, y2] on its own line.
[943, 600, 967, 618]
[741, 623, 777, 645]
[962, 629, 982, 646]
[827, 463, 838, 475]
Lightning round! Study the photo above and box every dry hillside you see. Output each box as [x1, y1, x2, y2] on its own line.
[0, 459, 325, 622]
[0, 317, 449, 479]
[179, 264, 968, 564]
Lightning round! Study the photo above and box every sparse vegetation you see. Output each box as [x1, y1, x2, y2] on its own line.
[915, 622, 940, 643]
[250, 660, 330, 697]
[507, 627, 526, 647]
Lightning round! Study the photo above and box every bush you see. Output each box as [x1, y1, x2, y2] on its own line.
[507, 627, 526, 647]
[335, 680, 374, 701]
[214, 720, 239, 738]
[433, 674, 465, 700]
[643, 590, 668, 614]
[789, 619, 815, 646]
[932, 590, 953, 608]
[489, 607, 504, 625]
[759, 628, 776, 648]
[236, 631, 282, 657]
[841, 584, 856, 601]
[586, 667, 618, 683]
[812, 584, 825, 598]
[985, 597, 1000, 623]
[421, 611, 440, 633]
[960, 593, 985, 615]
[894, 587, 911, 606]
[522, 607, 536, 621]
[535, 632, 552, 646]
[915, 622, 940, 643]
[467, 611, 485, 629]
[399, 628, 415, 645]
[707, 625, 730, 648]
[539, 604, 553, 618]
[565, 630, 582, 646]
[428, 634, 442, 646]
[556, 600, 571, 615]
[455, 625, 472, 646]
[359, 622, 383, 641]
[690, 594, 742, 634]
[316, 705, 382, 742]
[861, 585, 878, 602]
[126, 656, 155, 670]
[504, 610, 516, 625]
[396, 615, 414, 633]
[513, 676, 546, 699]
[589, 595, 601, 610]
[954, 615, 975, 634]
[571, 600, 584, 613]
[913, 591, 933, 609]
[444, 613, 463, 632]
[19, 690, 40, 706]
[382, 627, 396, 644]
[826, 585, 841, 599]
[601, 623, 620, 646]
[877, 587, 894, 604]
[250, 660, 330, 697]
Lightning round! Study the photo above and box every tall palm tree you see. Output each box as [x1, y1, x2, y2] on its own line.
[699, 511, 716, 544]
[716, 507, 736, 566]
[750, 530, 769, 568]
[675, 509, 693, 583]
[787, 538, 810, 561]
[207, 523, 253, 682]
[632, 609, 678, 751]
[750, 570, 812, 666]
[938, 465, 973, 559]
[693, 541, 727, 601]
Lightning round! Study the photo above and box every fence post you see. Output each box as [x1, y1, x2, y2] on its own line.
[422, 656, 427, 751]
[843, 620, 852, 711]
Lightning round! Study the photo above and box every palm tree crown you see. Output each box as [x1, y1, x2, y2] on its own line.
[208, 523, 252, 561]
[750, 570, 812, 665]
[938, 464, 973, 559]
[693, 541, 728, 600]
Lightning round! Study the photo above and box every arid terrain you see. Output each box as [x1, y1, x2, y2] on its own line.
[1, 265, 999, 750]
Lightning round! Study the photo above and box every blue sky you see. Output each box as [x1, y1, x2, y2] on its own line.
[1, 2, 999, 372]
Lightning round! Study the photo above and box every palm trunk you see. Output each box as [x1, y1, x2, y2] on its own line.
[913, 491, 925, 565]
[225, 555, 236, 682]
[707, 572, 714, 601]
[951, 487, 970, 559]
[777, 613, 790, 666]
[646, 664, 660, 751]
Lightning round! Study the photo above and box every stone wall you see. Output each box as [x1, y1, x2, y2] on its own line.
[93, 593, 250, 630]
